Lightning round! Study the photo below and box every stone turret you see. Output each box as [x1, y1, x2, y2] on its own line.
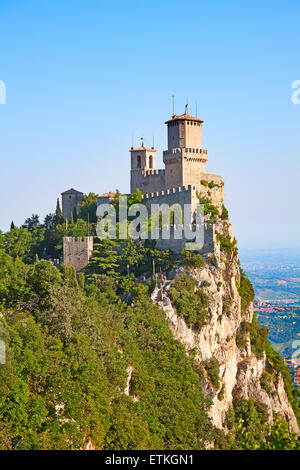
[63, 236, 93, 271]
[61, 188, 84, 221]
[163, 106, 208, 189]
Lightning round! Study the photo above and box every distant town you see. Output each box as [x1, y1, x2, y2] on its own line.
[241, 249, 300, 388]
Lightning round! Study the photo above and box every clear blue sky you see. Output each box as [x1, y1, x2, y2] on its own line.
[0, 0, 300, 248]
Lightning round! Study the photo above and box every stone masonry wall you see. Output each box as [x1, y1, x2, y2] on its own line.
[153, 224, 214, 254]
[131, 169, 165, 194]
[63, 237, 93, 272]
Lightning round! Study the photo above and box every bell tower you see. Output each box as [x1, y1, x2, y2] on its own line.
[130, 140, 157, 193]
[130, 140, 157, 171]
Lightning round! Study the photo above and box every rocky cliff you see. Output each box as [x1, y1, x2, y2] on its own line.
[151, 180, 299, 434]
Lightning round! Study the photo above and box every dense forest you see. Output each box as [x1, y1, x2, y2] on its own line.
[0, 193, 299, 450]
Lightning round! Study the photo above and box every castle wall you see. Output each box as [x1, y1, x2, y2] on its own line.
[141, 185, 215, 253]
[164, 156, 183, 189]
[182, 156, 206, 188]
[142, 185, 199, 218]
[63, 236, 93, 271]
[153, 224, 214, 254]
[131, 169, 165, 194]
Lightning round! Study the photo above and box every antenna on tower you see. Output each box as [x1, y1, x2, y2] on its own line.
[172, 95, 175, 116]
[152, 133, 155, 148]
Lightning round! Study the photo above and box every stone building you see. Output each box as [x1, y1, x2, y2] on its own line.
[130, 105, 221, 194]
[63, 236, 93, 272]
[128, 107, 223, 252]
[63, 107, 223, 265]
[61, 188, 83, 221]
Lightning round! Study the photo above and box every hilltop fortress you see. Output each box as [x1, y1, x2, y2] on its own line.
[130, 104, 221, 194]
[62, 107, 224, 268]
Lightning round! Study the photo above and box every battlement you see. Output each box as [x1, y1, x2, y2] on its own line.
[142, 169, 165, 177]
[163, 148, 208, 158]
[142, 184, 197, 200]
[131, 167, 165, 194]
[64, 236, 94, 243]
[152, 223, 214, 254]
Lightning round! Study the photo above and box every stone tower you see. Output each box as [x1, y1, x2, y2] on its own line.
[163, 105, 208, 189]
[63, 236, 93, 271]
[61, 188, 84, 221]
[130, 142, 163, 193]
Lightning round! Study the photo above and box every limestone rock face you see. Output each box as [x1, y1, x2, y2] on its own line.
[151, 182, 299, 433]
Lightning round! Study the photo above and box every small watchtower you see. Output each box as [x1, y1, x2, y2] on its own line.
[61, 188, 84, 221]
[63, 236, 93, 272]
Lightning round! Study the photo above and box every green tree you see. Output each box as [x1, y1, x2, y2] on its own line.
[55, 199, 63, 223]
[3, 226, 32, 262]
[77, 193, 98, 223]
[85, 239, 120, 278]
[23, 214, 40, 232]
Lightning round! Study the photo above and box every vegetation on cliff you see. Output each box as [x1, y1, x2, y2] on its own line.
[0, 253, 215, 450]
[168, 273, 209, 329]
[0, 195, 299, 450]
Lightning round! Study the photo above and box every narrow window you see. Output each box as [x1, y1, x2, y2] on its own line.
[137, 155, 141, 168]
[149, 155, 153, 168]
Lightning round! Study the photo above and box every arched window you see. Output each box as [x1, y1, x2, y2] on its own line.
[137, 155, 141, 168]
[149, 155, 153, 168]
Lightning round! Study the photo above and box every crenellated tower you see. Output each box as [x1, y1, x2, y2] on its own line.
[163, 105, 208, 189]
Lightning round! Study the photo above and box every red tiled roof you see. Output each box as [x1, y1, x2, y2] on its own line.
[98, 192, 117, 199]
[130, 146, 156, 152]
[165, 113, 204, 124]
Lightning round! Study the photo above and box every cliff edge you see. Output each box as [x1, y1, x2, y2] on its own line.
[151, 179, 299, 434]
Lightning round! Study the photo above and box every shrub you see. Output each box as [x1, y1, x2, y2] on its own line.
[237, 268, 255, 315]
[249, 314, 269, 359]
[221, 204, 229, 220]
[236, 321, 250, 349]
[222, 295, 232, 316]
[232, 397, 269, 449]
[216, 232, 238, 255]
[201, 280, 210, 288]
[266, 343, 300, 425]
[260, 371, 273, 396]
[203, 358, 220, 388]
[180, 249, 206, 268]
[197, 197, 219, 220]
[236, 315, 268, 359]
[218, 384, 225, 400]
[168, 273, 209, 330]
[208, 255, 217, 267]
